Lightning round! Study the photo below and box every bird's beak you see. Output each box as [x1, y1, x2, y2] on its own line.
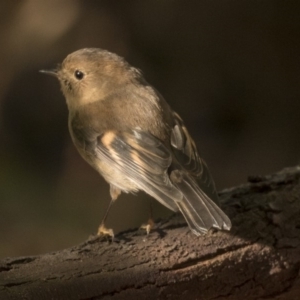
[39, 69, 58, 77]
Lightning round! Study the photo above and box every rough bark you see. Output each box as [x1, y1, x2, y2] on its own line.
[1, 167, 300, 300]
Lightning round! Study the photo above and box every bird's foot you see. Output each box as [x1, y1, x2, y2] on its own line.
[140, 218, 155, 235]
[97, 223, 114, 239]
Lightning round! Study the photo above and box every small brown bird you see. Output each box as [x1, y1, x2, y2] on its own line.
[41, 48, 231, 237]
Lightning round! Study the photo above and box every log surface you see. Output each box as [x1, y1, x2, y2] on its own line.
[1, 167, 300, 300]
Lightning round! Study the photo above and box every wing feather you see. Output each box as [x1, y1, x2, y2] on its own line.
[94, 127, 231, 235]
[171, 112, 219, 203]
[95, 129, 182, 211]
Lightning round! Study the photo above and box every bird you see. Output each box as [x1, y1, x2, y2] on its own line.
[41, 48, 231, 237]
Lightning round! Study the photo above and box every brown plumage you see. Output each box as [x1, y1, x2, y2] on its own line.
[41, 48, 231, 236]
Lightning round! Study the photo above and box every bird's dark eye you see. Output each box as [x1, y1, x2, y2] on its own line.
[74, 70, 84, 80]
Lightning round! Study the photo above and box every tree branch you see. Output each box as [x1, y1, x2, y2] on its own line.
[1, 167, 300, 300]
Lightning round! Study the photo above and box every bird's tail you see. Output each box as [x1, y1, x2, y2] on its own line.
[170, 170, 231, 236]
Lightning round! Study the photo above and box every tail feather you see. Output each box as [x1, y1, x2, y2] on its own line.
[170, 170, 231, 235]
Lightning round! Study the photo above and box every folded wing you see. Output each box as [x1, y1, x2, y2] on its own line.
[95, 127, 231, 235]
[95, 129, 182, 212]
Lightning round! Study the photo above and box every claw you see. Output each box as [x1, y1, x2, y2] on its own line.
[140, 218, 155, 235]
[97, 223, 114, 239]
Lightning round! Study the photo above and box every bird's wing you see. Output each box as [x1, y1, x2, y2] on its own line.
[169, 112, 231, 234]
[170, 169, 231, 235]
[94, 127, 231, 235]
[94, 129, 182, 212]
[170, 112, 219, 203]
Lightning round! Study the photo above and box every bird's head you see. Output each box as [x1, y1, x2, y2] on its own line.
[41, 48, 141, 110]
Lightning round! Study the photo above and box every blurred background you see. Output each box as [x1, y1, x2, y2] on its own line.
[0, 0, 300, 258]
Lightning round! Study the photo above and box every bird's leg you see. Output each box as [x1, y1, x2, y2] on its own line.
[97, 199, 114, 238]
[97, 185, 121, 238]
[140, 199, 155, 235]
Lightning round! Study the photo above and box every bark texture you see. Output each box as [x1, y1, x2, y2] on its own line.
[1, 167, 300, 300]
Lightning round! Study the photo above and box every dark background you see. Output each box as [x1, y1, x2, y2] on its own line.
[0, 0, 300, 258]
